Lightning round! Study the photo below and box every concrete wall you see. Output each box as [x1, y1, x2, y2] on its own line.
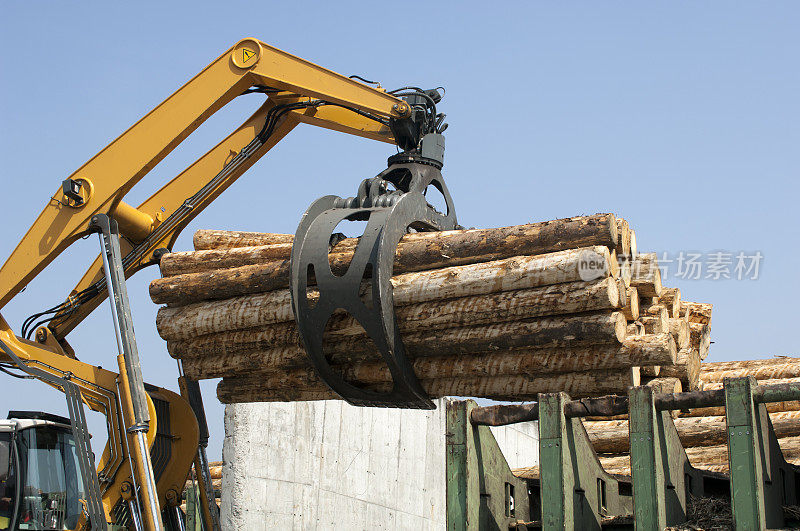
[221, 399, 538, 530]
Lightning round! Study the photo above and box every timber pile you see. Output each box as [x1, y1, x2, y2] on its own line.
[181, 461, 222, 512]
[577, 356, 800, 476]
[150, 213, 712, 403]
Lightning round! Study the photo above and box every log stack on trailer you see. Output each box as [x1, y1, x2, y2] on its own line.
[580, 356, 800, 475]
[149, 213, 712, 404]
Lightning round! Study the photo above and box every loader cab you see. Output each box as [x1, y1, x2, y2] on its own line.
[0, 412, 87, 530]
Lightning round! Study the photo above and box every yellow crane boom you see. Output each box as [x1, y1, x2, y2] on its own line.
[0, 38, 431, 530]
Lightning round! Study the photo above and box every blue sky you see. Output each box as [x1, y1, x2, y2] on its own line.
[1, 2, 798, 460]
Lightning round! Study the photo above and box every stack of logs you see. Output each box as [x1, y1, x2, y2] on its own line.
[182, 461, 221, 512]
[149, 213, 711, 403]
[582, 356, 800, 475]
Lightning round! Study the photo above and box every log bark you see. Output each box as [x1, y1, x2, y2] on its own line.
[168, 293, 626, 363]
[681, 301, 712, 325]
[193, 229, 294, 250]
[659, 348, 700, 390]
[161, 243, 294, 276]
[183, 334, 675, 381]
[689, 323, 711, 360]
[658, 288, 681, 318]
[701, 377, 800, 391]
[700, 357, 800, 384]
[153, 214, 619, 306]
[621, 287, 639, 321]
[668, 319, 690, 350]
[171, 312, 628, 372]
[684, 400, 800, 418]
[586, 410, 800, 454]
[600, 434, 800, 475]
[630, 253, 662, 297]
[215, 367, 641, 403]
[156, 247, 615, 339]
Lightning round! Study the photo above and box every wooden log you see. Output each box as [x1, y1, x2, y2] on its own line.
[152, 214, 619, 305]
[658, 288, 681, 318]
[644, 377, 680, 393]
[184, 333, 675, 381]
[215, 367, 641, 403]
[619, 260, 631, 288]
[684, 400, 800, 418]
[171, 312, 629, 371]
[630, 253, 662, 297]
[161, 243, 294, 276]
[700, 357, 800, 384]
[598, 435, 800, 475]
[156, 247, 615, 339]
[164, 281, 623, 361]
[643, 303, 667, 317]
[626, 321, 644, 337]
[615, 218, 630, 258]
[701, 377, 800, 391]
[681, 301, 712, 325]
[629, 230, 638, 261]
[659, 348, 700, 390]
[689, 323, 711, 360]
[668, 319, 690, 350]
[621, 287, 639, 321]
[193, 229, 294, 250]
[701, 358, 800, 383]
[586, 410, 800, 454]
[638, 307, 668, 334]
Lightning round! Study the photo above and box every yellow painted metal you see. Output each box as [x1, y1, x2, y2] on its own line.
[0, 37, 411, 529]
[0, 315, 199, 525]
[111, 201, 155, 242]
[0, 37, 404, 312]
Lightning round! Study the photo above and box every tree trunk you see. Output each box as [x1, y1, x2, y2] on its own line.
[700, 357, 800, 384]
[170, 312, 628, 370]
[586, 411, 800, 454]
[659, 348, 700, 390]
[668, 319, 690, 350]
[615, 218, 631, 258]
[630, 253, 662, 297]
[193, 229, 294, 250]
[158, 273, 619, 344]
[658, 288, 681, 318]
[638, 307, 668, 334]
[151, 214, 619, 306]
[681, 301, 712, 325]
[621, 287, 639, 321]
[215, 367, 640, 404]
[182, 332, 673, 380]
[689, 323, 711, 360]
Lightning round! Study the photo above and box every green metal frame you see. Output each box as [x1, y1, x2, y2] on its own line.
[446, 399, 531, 530]
[447, 379, 800, 530]
[725, 376, 799, 530]
[629, 385, 710, 530]
[539, 392, 633, 530]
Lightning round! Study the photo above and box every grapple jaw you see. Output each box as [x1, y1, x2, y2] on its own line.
[289, 157, 458, 409]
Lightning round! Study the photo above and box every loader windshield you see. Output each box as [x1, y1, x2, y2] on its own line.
[15, 426, 85, 530]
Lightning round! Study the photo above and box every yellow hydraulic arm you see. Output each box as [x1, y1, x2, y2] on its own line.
[0, 38, 421, 530]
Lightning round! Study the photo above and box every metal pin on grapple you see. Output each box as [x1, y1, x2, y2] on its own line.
[290, 125, 459, 408]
